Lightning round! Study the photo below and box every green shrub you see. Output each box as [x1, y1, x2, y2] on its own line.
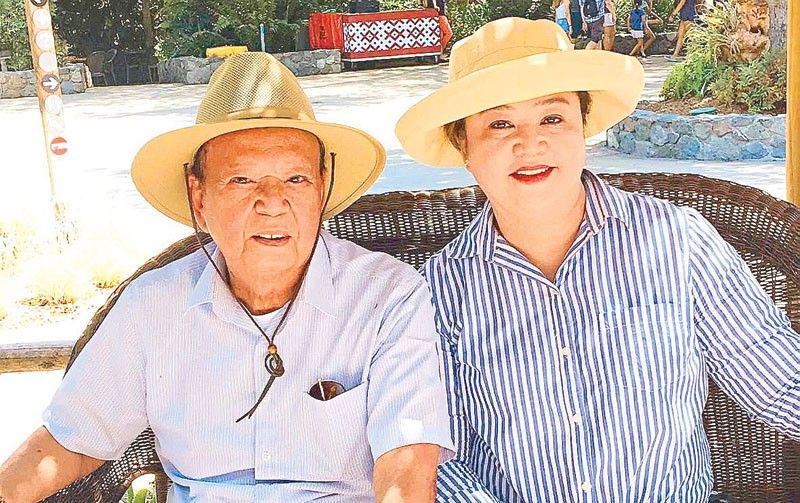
[379, 0, 419, 10]
[266, 18, 299, 52]
[709, 48, 787, 113]
[0, 0, 32, 70]
[660, 0, 785, 113]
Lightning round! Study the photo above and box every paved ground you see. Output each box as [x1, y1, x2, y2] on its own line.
[0, 55, 787, 460]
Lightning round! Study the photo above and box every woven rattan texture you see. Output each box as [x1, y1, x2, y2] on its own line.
[43, 173, 799, 503]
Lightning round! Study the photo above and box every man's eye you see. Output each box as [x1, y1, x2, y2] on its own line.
[489, 120, 513, 129]
[230, 176, 252, 184]
[542, 115, 563, 125]
[288, 175, 308, 184]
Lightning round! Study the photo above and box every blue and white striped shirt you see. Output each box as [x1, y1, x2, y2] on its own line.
[423, 170, 800, 502]
[44, 231, 454, 502]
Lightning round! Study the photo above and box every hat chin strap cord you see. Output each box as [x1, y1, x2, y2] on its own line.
[183, 153, 337, 423]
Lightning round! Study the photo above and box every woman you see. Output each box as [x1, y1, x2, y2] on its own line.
[667, 0, 696, 60]
[553, 0, 572, 37]
[602, 0, 616, 50]
[395, 17, 800, 501]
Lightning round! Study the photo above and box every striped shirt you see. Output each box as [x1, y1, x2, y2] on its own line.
[423, 170, 800, 502]
[44, 231, 454, 502]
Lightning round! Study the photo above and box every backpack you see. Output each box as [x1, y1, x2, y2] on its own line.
[583, 0, 599, 18]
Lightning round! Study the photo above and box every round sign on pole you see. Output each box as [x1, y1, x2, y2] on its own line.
[38, 51, 57, 72]
[31, 0, 48, 6]
[47, 114, 65, 134]
[35, 30, 55, 51]
[44, 94, 63, 115]
[50, 136, 68, 155]
[40, 73, 61, 93]
[32, 9, 51, 28]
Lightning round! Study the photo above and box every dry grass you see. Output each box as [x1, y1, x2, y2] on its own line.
[26, 253, 90, 306]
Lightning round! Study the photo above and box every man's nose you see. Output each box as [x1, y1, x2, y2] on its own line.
[253, 178, 289, 216]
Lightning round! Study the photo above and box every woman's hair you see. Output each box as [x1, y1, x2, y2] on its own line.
[443, 91, 593, 157]
[552, 0, 562, 10]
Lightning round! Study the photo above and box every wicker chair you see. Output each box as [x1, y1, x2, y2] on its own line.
[42, 173, 800, 503]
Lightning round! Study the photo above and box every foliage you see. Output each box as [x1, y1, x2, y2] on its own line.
[661, 0, 786, 113]
[445, 0, 551, 44]
[380, 0, 421, 10]
[54, 0, 165, 56]
[156, 0, 280, 58]
[710, 48, 787, 113]
[0, 0, 31, 70]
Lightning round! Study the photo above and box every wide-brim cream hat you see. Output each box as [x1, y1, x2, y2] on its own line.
[132, 52, 386, 225]
[395, 17, 645, 167]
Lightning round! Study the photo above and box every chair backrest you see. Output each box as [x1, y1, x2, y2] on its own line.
[104, 48, 117, 64]
[85, 51, 106, 73]
[46, 172, 800, 503]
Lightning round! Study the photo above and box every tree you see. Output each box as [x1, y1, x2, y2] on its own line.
[767, 0, 786, 48]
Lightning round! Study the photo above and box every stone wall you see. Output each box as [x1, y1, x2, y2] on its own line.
[607, 109, 786, 161]
[0, 64, 88, 99]
[158, 49, 342, 85]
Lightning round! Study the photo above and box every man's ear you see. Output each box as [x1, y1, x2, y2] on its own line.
[187, 175, 209, 232]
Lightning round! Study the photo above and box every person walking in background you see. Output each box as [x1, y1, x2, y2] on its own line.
[666, 0, 696, 60]
[580, 0, 605, 49]
[642, 0, 663, 55]
[629, 0, 647, 58]
[602, 0, 617, 50]
[554, 0, 573, 37]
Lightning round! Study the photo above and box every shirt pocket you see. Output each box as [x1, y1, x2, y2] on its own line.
[296, 381, 373, 480]
[595, 303, 690, 391]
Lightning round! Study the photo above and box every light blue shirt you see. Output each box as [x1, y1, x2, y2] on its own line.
[423, 170, 800, 502]
[44, 230, 455, 502]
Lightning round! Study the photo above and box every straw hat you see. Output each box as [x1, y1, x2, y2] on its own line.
[395, 18, 645, 167]
[132, 52, 386, 225]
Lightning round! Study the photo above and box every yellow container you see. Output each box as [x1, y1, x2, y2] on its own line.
[206, 46, 249, 58]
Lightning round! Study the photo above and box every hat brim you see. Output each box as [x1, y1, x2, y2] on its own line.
[395, 49, 645, 167]
[132, 119, 386, 226]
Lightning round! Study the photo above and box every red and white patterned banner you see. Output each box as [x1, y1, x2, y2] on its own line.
[342, 9, 442, 61]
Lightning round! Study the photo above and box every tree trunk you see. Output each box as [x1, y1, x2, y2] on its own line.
[768, 0, 786, 48]
[142, 0, 156, 56]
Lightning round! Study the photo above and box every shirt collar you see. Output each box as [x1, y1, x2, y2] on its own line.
[185, 231, 336, 326]
[445, 170, 630, 261]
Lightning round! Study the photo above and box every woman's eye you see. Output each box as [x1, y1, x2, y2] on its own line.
[542, 115, 563, 125]
[288, 175, 308, 184]
[489, 120, 513, 129]
[230, 176, 252, 184]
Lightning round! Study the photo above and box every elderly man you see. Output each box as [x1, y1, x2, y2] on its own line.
[0, 53, 453, 502]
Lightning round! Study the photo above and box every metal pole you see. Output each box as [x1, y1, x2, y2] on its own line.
[23, 0, 70, 240]
[788, 0, 800, 204]
[260, 23, 267, 52]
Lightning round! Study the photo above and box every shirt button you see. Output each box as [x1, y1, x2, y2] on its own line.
[561, 346, 571, 357]
[581, 480, 592, 492]
[261, 451, 271, 461]
[572, 413, 582, 425]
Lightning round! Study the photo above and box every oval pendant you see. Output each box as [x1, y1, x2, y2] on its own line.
[265, 352, 285, 377]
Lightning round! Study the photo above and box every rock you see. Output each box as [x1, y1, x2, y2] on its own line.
[607, 130, 619, 149]
[677, 136, 701, 159]
[61, 80, 76, 94]
[622, 117, 636, 132]
[742, 123, 769, 140]
[634, 140, 655, 157]
[649, 124, 670, 146]
[654, 144, 678, 158]
[731, 115, 752, 127]
[692, 120, 713, 140]
[701, 136, 741, 161]
[771, 138, 786, 159]
[673, 119, 693, 135]
[740, 142, 770, 160]
[619, 132, 636, 154]
[711, 118, 733, 136]
[769, 118, 786, 136]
